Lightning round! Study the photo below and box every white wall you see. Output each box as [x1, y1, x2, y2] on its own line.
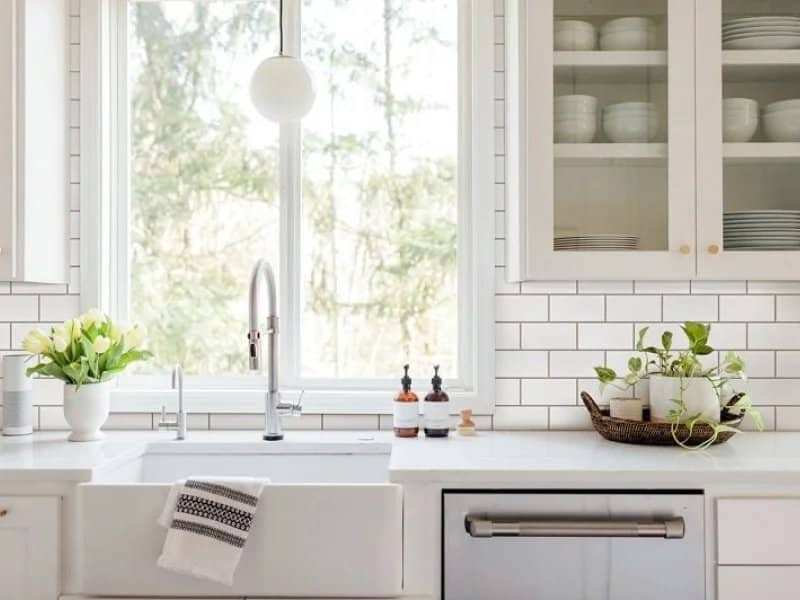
[1, 0, 799, 432]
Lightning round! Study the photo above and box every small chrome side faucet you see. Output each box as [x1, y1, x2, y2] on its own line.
[158, 364, 186, 440]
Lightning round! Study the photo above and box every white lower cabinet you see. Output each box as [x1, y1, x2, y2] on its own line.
[0, 496, 59, 600]
[717, 498, 800, 599]
[718, 567, 800, 600]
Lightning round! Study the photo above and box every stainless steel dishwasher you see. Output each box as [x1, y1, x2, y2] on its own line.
[443, 491, 705, 600]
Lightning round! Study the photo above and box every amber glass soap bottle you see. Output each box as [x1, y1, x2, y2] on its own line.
[424, 365, 450, 438]
[393, 364, 419, 437]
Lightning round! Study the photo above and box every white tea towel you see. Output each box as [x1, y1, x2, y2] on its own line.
[157, 477, 266, 586]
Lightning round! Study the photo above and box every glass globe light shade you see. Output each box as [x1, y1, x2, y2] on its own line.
[250, 55, 315, 123]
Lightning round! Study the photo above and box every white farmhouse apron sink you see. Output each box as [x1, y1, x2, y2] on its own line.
[77, 440, 402, 597]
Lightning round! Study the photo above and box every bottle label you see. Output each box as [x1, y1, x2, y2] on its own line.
[393, 401, 419, 429]
[424, 401, 450, 430]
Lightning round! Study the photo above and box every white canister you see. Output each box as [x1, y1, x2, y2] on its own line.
[2, 354, 34, 435]
[609, 397, 643, 421]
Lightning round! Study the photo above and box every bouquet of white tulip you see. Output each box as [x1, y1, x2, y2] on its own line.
[22, 308, 152, 388]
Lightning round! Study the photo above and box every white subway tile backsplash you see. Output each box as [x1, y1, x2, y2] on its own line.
[39, 295, 80, 322]
[103, 413, 152, 430]
[732, 351, 775, 378]
[578, 281, 632, 294]
[521, 280, 576, 294]
[720, 295, 774, 322]
[0, 324, 10, 349]
[209, 414, 263, 430]
[749, 324, 800, 350]
[495, 378, 520, 406]
[494, 267, 519, 294]
[634, 281, 690, 294]
[521, 379, 577, 406]
[741, 406, 775, 431]
[748, 281, 800, 294]
[496, 351, 548, 378]
[549, 351, 604, 377]
[549, 295, 603, 321]
[691, 280, 747, 294]
[548, 406, 592, 430]
[776, 296, 800, 321]
[578, 323, 632, 350]
[747, 379, 800, 405]
[776, 407, 800, 431]
[777, 352, 800, 377]
[495, 323, 520, 349]
[0, 296, 38, 321]
[494, 406, 547, 430]
[662, 295, 718, 322]
[495, 295, 547, 322]
[521, 323, 576, 349]
[607, 296, 661, 322]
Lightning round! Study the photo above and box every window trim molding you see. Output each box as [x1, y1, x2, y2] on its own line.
[81, 0, 495, 415]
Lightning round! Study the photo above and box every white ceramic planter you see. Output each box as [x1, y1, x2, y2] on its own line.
[648, 374, 720, 423]
[63, 381, 112, 441]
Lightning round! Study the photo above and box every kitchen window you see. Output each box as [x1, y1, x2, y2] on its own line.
[81, 0, 494, 412]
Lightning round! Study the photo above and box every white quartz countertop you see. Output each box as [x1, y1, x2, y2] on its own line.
[1, 430, 800, 485]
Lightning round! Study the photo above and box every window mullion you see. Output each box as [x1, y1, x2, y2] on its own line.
[279, 0, 304, 389]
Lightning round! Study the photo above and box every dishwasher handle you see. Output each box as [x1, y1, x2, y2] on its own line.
[466, 515, 685, 539]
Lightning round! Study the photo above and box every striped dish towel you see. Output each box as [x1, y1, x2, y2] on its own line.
[157, 477, 266, 586]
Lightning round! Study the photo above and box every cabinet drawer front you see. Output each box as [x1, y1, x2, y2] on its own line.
[718, 498, 800, 564]
[718, 567, 800, 600]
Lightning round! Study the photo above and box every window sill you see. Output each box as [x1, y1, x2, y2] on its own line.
[110, 387, 493, 415]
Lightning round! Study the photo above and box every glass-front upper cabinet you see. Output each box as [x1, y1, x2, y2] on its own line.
[697, 0, 800, 278]
[506, 0, 695, 280]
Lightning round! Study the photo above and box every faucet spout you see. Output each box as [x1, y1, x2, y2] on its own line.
[248, 259, 292, 441]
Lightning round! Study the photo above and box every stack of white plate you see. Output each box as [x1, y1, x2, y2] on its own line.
[554, 19, 596, 51]
[723, 16, 800, 49]
[603, 102, 659, 143]
[554, 234, 639, 251]
[724, 210, 800, 250]
[599, 17, 656, 50]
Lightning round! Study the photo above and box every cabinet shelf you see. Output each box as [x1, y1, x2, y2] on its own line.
[555, 143, 667, 165]
[555, 51, 667, 83]
[723, 143, 800, 163]
[723, 50, 800, 81]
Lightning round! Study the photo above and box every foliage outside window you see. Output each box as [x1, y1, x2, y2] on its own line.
[127, 0, 460, 383]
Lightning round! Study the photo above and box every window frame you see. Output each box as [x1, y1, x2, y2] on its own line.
[80, 0, 495, 415]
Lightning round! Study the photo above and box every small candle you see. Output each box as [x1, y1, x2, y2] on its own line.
[609, 397, 643, 421]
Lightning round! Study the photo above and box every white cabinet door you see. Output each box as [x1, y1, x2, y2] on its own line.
[506, 0, 696, 281]
[0, 0, 68, 283]
[0, 496, 59, 600]
[697, 0, 800, 279]
[718, 567, 800, 600]
[0, 0, 14, 279]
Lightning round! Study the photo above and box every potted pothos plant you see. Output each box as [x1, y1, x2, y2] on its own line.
[594, 322, 763, 450]
[22, 309, 152, 441]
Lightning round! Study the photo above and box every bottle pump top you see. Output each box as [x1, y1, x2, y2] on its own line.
[401, 364, 412, 392]
[431, 365, 442, 392]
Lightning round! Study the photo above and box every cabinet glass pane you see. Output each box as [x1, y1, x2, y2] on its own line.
[722, 0, 800, 252]
[553, 0, 668, 253]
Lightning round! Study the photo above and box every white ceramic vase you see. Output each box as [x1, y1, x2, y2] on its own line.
[63, 381, 111, 442]
[648, 374, 720, 423]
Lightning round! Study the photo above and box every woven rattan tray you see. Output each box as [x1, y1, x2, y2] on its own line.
[581, 391, 743, 446]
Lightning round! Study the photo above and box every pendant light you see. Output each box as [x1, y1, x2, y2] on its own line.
[250, 0, 315, 123]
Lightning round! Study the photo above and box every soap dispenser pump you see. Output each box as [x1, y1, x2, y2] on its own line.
[423, 365, 450, 437]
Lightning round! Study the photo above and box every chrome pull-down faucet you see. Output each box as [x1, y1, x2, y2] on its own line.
[248, 259, 301, 440]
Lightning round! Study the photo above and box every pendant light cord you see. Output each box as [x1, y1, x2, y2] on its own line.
[278, 0, 284, 55]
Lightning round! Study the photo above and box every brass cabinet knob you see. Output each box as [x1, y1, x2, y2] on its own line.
[0, 508, 8, 518]
[708, 244, 720, 255]
[679, 244, 691, 255]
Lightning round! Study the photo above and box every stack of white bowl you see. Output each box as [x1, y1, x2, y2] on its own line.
[763, 99, 800, 142]
[603, 102, 659, 142]
[723, 98, 758, 142]
[599, 17, 656, 50]
[554, 95, 598, 143]
[554, 19, 596, 50]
